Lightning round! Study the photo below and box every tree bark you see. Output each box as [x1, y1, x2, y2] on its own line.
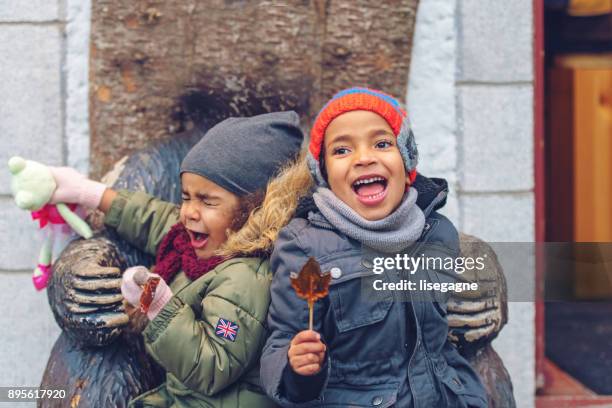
[90, 0, 419, 177]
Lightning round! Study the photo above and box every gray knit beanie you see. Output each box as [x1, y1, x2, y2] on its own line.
[180, 111, 303, 196]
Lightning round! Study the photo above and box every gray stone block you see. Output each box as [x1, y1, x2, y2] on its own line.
[0, 26, 63, 195]
[407, 0, 460, 231]
[459, 85, 533, 192]
[0, 198, 44, 270]
[0, 271, 60, 387]
[407, 0, 457, 176]
[458, 0, 533, 82]
[410, 117, 458, 176]
[0, 1, 59, 22]
[66, 0, 91, 172]
[460, 192, 534, 242]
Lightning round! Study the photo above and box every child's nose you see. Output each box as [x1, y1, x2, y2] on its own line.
[184, 203, 201, 221]
[354, 148, 377, 166]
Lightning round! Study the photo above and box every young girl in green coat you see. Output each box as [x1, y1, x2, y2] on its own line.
[32, 112, 309, 407]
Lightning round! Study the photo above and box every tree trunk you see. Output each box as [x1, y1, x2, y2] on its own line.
[90, 0, 419, 177]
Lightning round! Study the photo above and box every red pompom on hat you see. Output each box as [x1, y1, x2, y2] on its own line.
[307, 87, 418, 186]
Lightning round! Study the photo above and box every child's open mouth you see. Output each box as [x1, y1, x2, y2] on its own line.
[352, 175, 388, 206]
[187, 229, 209, 249]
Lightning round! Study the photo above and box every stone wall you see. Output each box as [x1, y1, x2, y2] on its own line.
[408, 0, 535, 406]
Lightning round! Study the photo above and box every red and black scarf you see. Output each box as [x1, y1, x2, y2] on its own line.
[154, 223, 226, 282]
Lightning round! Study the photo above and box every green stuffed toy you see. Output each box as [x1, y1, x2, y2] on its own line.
[8, 156, 93, 290]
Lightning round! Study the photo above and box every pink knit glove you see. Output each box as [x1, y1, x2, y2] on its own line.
[49, 166, 107, 209]
[121, 266, 173, 321]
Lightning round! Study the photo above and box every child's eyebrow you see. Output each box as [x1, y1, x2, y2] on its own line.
[369, 128, 394, 137]
[195, 192, 220, 201]
[326, 134, 353, 145]
[181, 191, 221, 201]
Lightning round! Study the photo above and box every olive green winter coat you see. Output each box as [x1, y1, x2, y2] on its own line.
[104, 190, 276, 408]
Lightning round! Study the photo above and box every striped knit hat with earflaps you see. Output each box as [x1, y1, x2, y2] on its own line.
[307, 87, 418, 186]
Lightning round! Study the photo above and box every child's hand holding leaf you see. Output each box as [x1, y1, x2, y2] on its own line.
[288, 330, 326, 376]
[287, 257, 330, 376]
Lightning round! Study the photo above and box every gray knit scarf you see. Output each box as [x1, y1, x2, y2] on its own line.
[312, 187, 426, 253]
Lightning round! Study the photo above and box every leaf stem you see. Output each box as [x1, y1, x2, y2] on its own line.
[308, 300, 314, 330]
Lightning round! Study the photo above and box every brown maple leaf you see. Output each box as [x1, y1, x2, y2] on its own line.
[290, 257, 331, 329]
[139, 276, 161, 314]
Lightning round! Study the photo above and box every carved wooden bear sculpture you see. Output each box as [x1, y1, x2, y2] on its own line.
[39, 125, 515, 407]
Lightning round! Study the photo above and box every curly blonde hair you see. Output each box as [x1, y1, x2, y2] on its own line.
[216, 153, 313, 258]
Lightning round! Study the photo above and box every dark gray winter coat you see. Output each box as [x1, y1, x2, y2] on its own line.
[260, 176, 488, 408]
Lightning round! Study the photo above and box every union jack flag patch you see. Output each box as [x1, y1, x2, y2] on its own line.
[215, 318, 239, 342]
